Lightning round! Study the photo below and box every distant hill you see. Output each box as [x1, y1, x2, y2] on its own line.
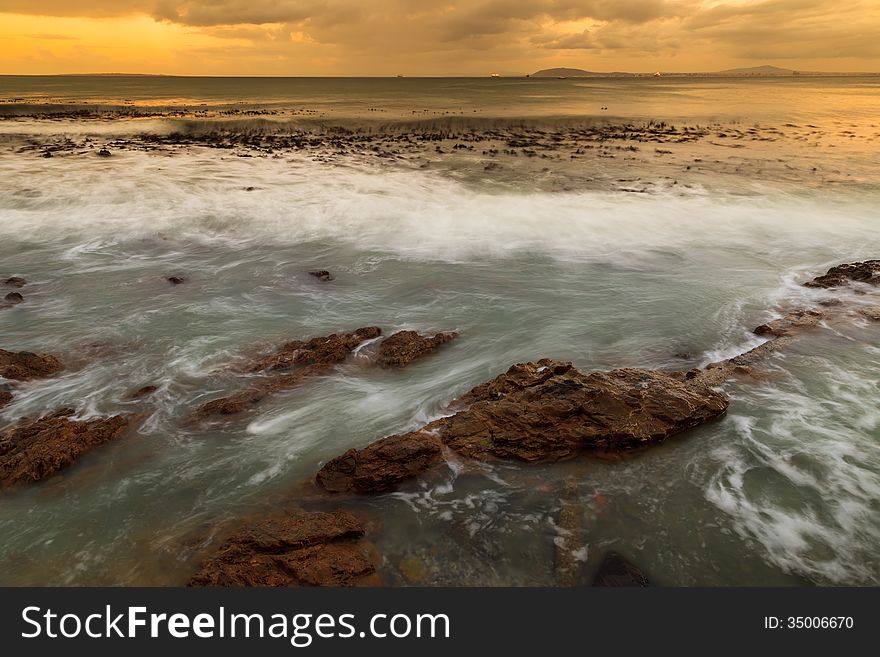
[531, 68, 596, 78]
[711, 65, 798, 76]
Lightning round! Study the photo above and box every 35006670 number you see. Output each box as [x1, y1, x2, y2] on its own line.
[764, 617, 854, 629]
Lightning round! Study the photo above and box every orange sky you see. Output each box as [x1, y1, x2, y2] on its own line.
[2, 1, 879, 75]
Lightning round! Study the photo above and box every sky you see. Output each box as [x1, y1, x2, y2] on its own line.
[1, 1, 879, 75]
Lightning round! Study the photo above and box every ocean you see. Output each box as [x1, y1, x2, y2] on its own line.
[0, 75, 878, 585]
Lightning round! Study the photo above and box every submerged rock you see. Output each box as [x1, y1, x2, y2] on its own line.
[0, 409, 131, 489]
[241, 327, 382, 374]
[859, 306, 880, 321]
[375, 330, 459, 367]
[165, 275, 188, 285]
[753, 308, 824, 337]
[127, 384, 158, 400]
[188, 509, 378, 587]
[192, 328, 382, 420]
[316, 360, 728, 494]
[592, 551, 651, 587]
[3, 292, 23, 304]
[2, 277, 26, 288]
[0, 349, 64, 381]
[309, 270, 335, 282]
[804, 260, 880, 289]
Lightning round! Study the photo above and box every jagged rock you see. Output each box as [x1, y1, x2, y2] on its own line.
[242, 327, 381, 373]
[97, 148, 112, 157]
[316, 360, 728, 494]
[192, 328, 382, 420]
[804, 260, 880, 289]
[4, 292, 23, 304]
[0, 410, 131, 489]
[592, 552, 651, 587]
[316, 433, 445, 494]
[128, 385, 158, 400]
[753, 308, 824, 337]
[0, 349, 64, 381]
[3, 277, 26, 288]
[309, 270, 335, 282]
[375, 330, 458, 367]
[188, 510, 378, 587]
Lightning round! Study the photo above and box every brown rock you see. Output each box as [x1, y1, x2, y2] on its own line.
[3, 277, 26, 288]
[128, 385, 158, 400]
[192, 328, 382, 421]
[242, 327, 382, 373]
[4, 292, 23, 304]
[753, 308, 824, 337]
[188, 510, 377, 587]
[166, 275, 187, 285]
[316, 359, 728, 494]
[0, 410, 131, 489]
[316, 433, 445, 494]
[375, 330, 458, 367]
[804, 260, 880, 289]
[309, 270, 335, 282]
[0, 389, 12, 409]
[0, 349, 64, 381]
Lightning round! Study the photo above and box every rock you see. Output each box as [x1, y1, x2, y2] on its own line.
[242, 327, 382, 373]
[128, 385, 158, 400]
[0, 389, 12, 409]
[592, 551, 651, 587]
[858, 306, 880, 321]
[0, 349, 64, 381]
[804, 260, 880, 289]
[97, 148, 112, 157]
[309, 270, 335, 282]
[165, 275, 187, 285]
[2, 277, 26, 288]
[192, 328, 382, 421]
[188, 510, 378, 587]
[0, 410, 131, 489]
[397, 554, 431, 585]
[753, 308, 824, 337]
[3, 292, 23, 304]
[375, 330, 459, 367]
[316, 434, 445, 494]
[316, 359, 728, 494]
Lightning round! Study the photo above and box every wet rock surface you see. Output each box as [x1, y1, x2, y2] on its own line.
[0, 409, 132, 489]
[308, 270, 335, 282]
[375, 330, 459, 367]
[317, 359, 729, 494]
[2, 277, 26, 288]
[192, 328, 382, 420]
[0, 349, 64, 381]
[804, 260, 880, 289]
[3, 292, 23, 304]
[0, 389, 12, 409]
[753, 308, 824, 337]
[592, 552, 651, 587]
[128, 385, 159, 400]
[189, 509, 378, 587]
[165, 275, 187, 285]
[241, 327, 381, 374]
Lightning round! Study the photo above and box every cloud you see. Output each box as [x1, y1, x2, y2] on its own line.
[1, 1, 879, 73]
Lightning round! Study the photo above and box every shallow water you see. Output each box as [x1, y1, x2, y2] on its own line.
[0, 77, 878, 586]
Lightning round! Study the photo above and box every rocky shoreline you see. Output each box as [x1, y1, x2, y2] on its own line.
[1, 259, 878, 584]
